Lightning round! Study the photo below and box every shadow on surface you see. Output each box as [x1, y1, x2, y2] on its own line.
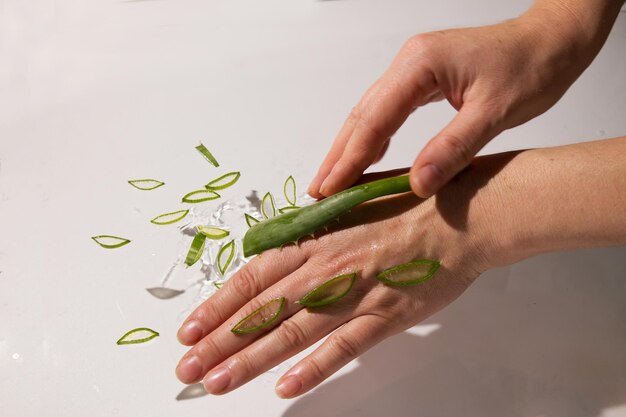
[283, 247, 626, 417]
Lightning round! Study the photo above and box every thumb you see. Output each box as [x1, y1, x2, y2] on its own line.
[410, 104, 500, 198]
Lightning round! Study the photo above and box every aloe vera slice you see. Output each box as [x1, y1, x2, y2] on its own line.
[185, 233, 207, 267]
[116, 327, 159, 345]
[243, 175, 412, 256]
[279, 206, 300, 214]
[205, 171, 240, 191]
[213, 282, 223, 289]
[195, 143, 219, 167]
[283, 175, 297, 206]
[297, 273, 356, 307]
[197, 225, 230, 240]
[128, 179, 165, 191]
[261, 192, 276, 219]
[245, 213, 260, 227]
[182, 189, 220, 203]
[146, 287, 185, 299]
[150, 209, 189, 225]
[91, 235, 131, 249]
[217, 240, 235, 275]
[376, 259, 440, 286]
[231, 297, 286, 335]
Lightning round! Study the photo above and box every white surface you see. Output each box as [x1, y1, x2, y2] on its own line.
[1, 1, 625, 416]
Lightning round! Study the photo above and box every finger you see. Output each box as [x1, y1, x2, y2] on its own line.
[372, 139, 390, 164]
[177, 245, 307, 346]
[410, 102, 500, 198]
[275, 314, 391, 398]
[318, 67, 438, 197]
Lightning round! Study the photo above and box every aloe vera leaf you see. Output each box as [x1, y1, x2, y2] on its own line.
[217, 240, 236, 275]
[283, 175, 297, 206]
[243, 175, 411, 256]
[205, 171, 240, 191]
[91, 235, 131, 249]
[128, 179, 165, 191]
[197, 225, 230, 240]
[231, 297, 286, 335]
[182, 189, 220, 203]
[195, 143, 219, 167]
[185, 233, 207, 267]
[278, 206, 300, 214]
[245, 213, 260, 228]
[376, 259, 440, 286]
[150, 209, 189, 225]
[297, 273, 356, 307]
[261, 192, 276, 219]
[116, 327, 159, 345]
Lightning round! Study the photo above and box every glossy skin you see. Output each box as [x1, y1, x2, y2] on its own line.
[307, 0, 625, 199]
[175, 138, 626, 398]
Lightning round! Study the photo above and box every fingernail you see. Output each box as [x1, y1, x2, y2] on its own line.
[276, 375, 302, 398]
[177, 320, 203, 345]
[176, 355, 203, 383]
[318, 176, 333, 196]
[416, 163, 444, 197]
[203, 366, 231, 394]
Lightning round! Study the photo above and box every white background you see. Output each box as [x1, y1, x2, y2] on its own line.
[1, 1, 625, 416]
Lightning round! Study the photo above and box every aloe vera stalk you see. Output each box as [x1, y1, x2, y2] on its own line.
[128, 179, 165, 191]
[117, 327, 159, 345]
[205, 172, 240, 190]
[182, 189, 220, 203]
[243, 175, 411, 256]
[150, 209, 189, 225]
[231, 297, 286, 335]
[91, 235, 131, 249]
[298, 273, 356, 307]
[376, 259, 440, 286]
[217, 240, 236, 275]
[245, 213, 260, 228]
[185, 233, 207, 267]
[283, 175, 297, 206]
[195, 143, 219, 167]
[197, 225, 229, 240]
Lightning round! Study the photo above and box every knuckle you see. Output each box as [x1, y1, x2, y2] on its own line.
[328, 333, 361, 360]
[277, 319, 309, 349]
[196, 300, 224, 324]
[438, 134, 474, 167]
[303, 358, 326, 382]
[231, 266, 262, 300]
[402, 33, 440, 59]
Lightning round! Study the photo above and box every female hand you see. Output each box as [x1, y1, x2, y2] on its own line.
[307, 0, 624, 199]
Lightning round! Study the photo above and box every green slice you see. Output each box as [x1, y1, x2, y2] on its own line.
[217, 240, 236, 275]
[213, 282, 223, 289]
[283, 175, 297, 206]
[185, 233, 207, 267]
[279, 206, 300, 214]
[182, 189, 220, 203]
[376, 259, 441, 286]
[297, 273, 356, 308]
[205, 171, 240, 191]
[195, 143, 219, 167]
[91, 235, 131, 249]
[150, 209, 189, 225]
[231, 297, 286, 335]
[116, 327, 160, 345]
[245, 213, 260, 228]
[128, 179, 165, 191]
[261, 192, 276, 219]
[197, 225, 230, 240]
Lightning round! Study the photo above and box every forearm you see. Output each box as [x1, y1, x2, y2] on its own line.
[487, 137, 626, 265]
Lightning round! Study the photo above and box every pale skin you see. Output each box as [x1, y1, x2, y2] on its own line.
[176, 0, 626, 398]
[175, 137, 626, 398]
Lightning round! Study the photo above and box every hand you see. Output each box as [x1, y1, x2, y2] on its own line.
[308, 0, 622, 199]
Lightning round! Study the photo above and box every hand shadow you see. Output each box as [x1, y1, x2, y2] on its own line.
[282, 246, 626, 417]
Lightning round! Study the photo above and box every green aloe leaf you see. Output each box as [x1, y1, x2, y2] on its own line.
[205, 172, 240, 191]
[128, 179, 165, 191]
[283, 175, 297, 206]
[182, 189, 220, 203]
[116, 327, 159, 345]
[185, 233, 207, 267]
[231, 297, 286, 335]
[91, 235, 131, 249]
[297, 273, 356, 307]
[150, 209, 189, 225]
[195, 143, 219, 167]
[376, 259, 440, 286]
[217, 240, 236, 275]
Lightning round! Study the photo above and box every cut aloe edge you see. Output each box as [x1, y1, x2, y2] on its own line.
[150, 209, 189, 225]
[231, 297, 286, 335]
[245, 213, 260, 228]
[91, 235, 131, 249]
[185, 233, 207, 267]
[213, 282, 223, 289]
[283, 175, 297, 206]
[261, 192, 276, 219]
[197, 225, 230, 240]
[217, 240, 236, 275]
[279, 206, 300, 214]
[182, 189, 220, 204]
[205, 171, 240, 191]
[128, 179, 165, 191]
[195, 143, 219, 167]
[297, 273, 356, 308]
[376, 259, 441, 286]
[116, 327, 160, 345]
